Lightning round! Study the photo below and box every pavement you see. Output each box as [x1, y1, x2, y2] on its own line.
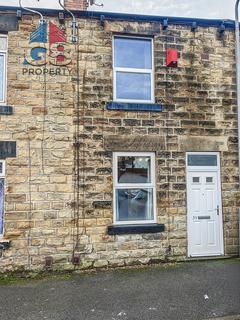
[0, 259, 239, 320]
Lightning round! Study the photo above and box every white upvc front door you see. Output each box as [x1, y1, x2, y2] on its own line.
[187, 152, 224, 257]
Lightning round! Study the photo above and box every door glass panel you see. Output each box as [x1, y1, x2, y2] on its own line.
[188, 155, 217, 166]
[116, 188, 153, 221]
[192, 177, 200, 183]
[206, 177, 213, 183]
[118, 155, 151, 183]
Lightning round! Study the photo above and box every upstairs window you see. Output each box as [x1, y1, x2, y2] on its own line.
[113, 36, 154, 103]
[0, 161, 5, 235]
[0, 35, 7, 105]
[113, 152, 156, 225]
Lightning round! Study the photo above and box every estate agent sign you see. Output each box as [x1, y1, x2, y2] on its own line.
[22, 21, 72, 76]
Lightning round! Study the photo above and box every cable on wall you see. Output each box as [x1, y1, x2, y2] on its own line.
[19, 0, 45, 25]
[72, 23, 81, 257]
[26, 132, 33, 269]
[72, 11, 95, 263]
[58, 0, 78, 43]
[41, 47, 47, 174]
[163, 24, 173, 259]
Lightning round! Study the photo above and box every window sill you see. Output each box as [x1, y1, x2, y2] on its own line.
[107, 101, 163, 112]
[107, 224, 165, 235]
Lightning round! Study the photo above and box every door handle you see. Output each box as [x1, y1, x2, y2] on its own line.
[217, 205, 219, 215]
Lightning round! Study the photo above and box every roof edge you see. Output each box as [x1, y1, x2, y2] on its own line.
[0, 6, 236, 29]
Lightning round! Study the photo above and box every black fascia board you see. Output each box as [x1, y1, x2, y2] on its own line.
[0, 6, 236, 30]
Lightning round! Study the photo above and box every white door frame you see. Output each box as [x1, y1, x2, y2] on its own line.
[186, 152, 224, 257]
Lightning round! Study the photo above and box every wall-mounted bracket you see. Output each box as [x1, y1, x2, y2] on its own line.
[58, 12, 65, 24]
[100, 14, 105, 27]
[191, 21, 197, 32]
[219, 22, 226, 36]
[16, 10, 22, 20]
[162, 18, 168, 30]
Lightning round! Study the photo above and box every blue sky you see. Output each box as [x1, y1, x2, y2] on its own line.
[0, 0, 237, 19]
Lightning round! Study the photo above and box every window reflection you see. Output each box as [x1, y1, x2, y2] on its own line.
[114, 37, 152, 69]
[188, 155, 217, 166]
[116, 188, 153, 221]
[116, 72, 151, 101]
[118, 156, 151, 184]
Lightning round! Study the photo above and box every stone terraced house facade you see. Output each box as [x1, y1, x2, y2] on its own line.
[0, 0, 239, 271]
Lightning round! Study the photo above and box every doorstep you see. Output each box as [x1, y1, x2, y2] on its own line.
[186, 255, 235, 262]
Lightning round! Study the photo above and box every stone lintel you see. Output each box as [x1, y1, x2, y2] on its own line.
[179, 136, 228, 152]
[104, 135, 165, 152]
[104, 20, 160, 35]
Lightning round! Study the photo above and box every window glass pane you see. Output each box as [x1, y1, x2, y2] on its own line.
[188, 155, 217, 166]
[0, 37, 7, 51]
[206, 177, 213, 183]
[192, 177, 200, 183]
[116, 188, 153, 222]
[0, 178, 4, 234]
[116, 72, 151, 101]
[0, 55, 5, 102]
[118, 156, 151, 183]
[114, 37, 152, 69]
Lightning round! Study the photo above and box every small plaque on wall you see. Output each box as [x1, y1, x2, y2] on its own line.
[0, 15, 18, 32]
[0, 141, 16, 158]
[0, 106, 13, 115]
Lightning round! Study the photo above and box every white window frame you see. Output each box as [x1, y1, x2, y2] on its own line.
[113, 35, 155, 104]
[0, 160, 5, 236]
[0, 34, 7, 105]
[113, 152, 157, 225]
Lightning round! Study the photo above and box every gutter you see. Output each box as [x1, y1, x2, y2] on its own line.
[0, 6, 236, 29]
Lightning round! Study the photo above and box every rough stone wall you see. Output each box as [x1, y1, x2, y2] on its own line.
[76, 19, 239, 268]
[0, 14, 239, 271]
[0, 14, 76, 270]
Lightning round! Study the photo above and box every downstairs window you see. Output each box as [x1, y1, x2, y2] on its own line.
[113, 152, 156, 225]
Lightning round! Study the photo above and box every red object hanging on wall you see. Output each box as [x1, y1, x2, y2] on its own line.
[166, 49, 178, 67]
